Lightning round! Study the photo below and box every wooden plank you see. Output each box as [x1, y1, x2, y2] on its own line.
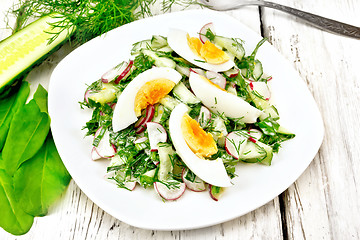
[0, 3, 285, 239]
[261, 0, 360, 239]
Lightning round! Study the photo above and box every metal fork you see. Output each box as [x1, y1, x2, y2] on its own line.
[199, 0, 360, 39]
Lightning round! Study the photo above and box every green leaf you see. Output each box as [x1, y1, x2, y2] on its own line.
[2, 99, 50, 176]
[33, 84, 48, 113]
[14, 134, 71, 216]
[0, 169, 34, 235]
[0, 81, 30, 150]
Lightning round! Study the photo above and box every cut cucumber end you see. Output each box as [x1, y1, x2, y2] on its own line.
[0, 14, 74, 97]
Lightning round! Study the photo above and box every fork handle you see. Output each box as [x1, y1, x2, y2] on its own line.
[259, 1, 360, 39]
[214, 0, 360, 39]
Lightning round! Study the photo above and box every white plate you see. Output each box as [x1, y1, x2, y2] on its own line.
[48, 9, 324, 230]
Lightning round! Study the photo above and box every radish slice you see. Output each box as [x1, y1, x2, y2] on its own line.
[205, 71, 226, 89]
[197, 106, 211, 128]
[91, 147, 102, 161]
[101, 61, 129, 83]
[124, 181, 137, 191]
[250, 81, 271, 100]
[114, 60, 134, 84]
[135, 105, 155, 134]
[84, 89, 97, 104]
[190, 68, 206, 77]
[104, 171, 137, 191]
[175, 64, 191, 77]
[107, 102, 116, 110]
[146, 122, 167, 151]
[209, 184, 225, 201]
[134, 136, 148, 144]
[181, 168, 206, 192]
[154, 181, 186, 201]
[92, 127, 115, 160]
[227, 82, 237, 95]
[248, 129, 262, 140]
[225, 131, 248, 159]
[199, 22, 215, 44]
[224, 68, 239, 78]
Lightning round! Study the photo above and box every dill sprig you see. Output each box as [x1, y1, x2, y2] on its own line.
[7, 0, 201, 45]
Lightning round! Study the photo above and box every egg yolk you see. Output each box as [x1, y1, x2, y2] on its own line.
[187, 35, 203, 58]
[199, 75, 226, 91]
[200, 41, 230, 64]
[134, 78, 175, 116]
[187, 34, 229, 65]
[181, 113, 218, 158]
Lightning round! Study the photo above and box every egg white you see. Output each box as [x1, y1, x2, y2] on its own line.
[169, 103, 232, 187]
[167, 28, 235, 73]
[189, 71, 263, 123]
[112, 67, 182, 132]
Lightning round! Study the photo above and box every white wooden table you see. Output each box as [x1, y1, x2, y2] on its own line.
[1, 0, 360, 239]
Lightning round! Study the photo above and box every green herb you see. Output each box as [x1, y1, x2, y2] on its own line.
[235, 38, 267, 79]
[255, 117, 295, 152]
[8, 0, 201, 45]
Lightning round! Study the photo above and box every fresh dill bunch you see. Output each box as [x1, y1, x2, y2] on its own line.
[7, 0, 201, 45]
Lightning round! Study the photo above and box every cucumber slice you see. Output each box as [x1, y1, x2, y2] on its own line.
[247, 85, 279, 120]
[172, 82, 200, 104]
[159, 95, 180, 110]
[213, 36, 245, 60]
[88, 83, 118, 104]
[252, 60, 263, 80]
[0, 14, 74, 97]
[151, 35, 168, 49]
[240, 140, 273, 165]
[157, 143, 175, 181]
[142, 49, 176, 69]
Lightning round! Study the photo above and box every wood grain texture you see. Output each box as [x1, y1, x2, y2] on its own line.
[262, 0, 360, 239]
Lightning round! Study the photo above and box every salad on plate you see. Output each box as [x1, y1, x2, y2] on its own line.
[80, 22, 295, 201]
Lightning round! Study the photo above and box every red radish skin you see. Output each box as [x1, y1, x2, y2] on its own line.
[197, 106, 212, 128]
[224, 68, 239, 78]
[115, 60, 134, 84]
[209, 185, 225, 201]
[199, 22, 215, 44]
[205, 71, 226, 89]
[248, 129, 262, 140]
[248, 137, 257, 143]
[124, 181, 137, 191]
[249, 82, 254, 90]
[154, 182, 186, 201]
[134, 137, 148, 144]
[181, 168, 206, 192]
[91, 147, 101, 160]
[94, 146, 114, 159]
[146, 122, 167, 151]
[102, 61, 130, 83]
[135, 105, 155, 134]
[93, 127, 115, 159]
[84, 89, 98, 104]
[190, 68, 206, 77]
[225, 131, 248, 159]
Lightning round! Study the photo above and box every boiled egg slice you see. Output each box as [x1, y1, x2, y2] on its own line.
[167, 28, 234, 72]
[112, 67, 182, 132]
[169, 103, 232, 187]
[189, 71, 263, 123]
